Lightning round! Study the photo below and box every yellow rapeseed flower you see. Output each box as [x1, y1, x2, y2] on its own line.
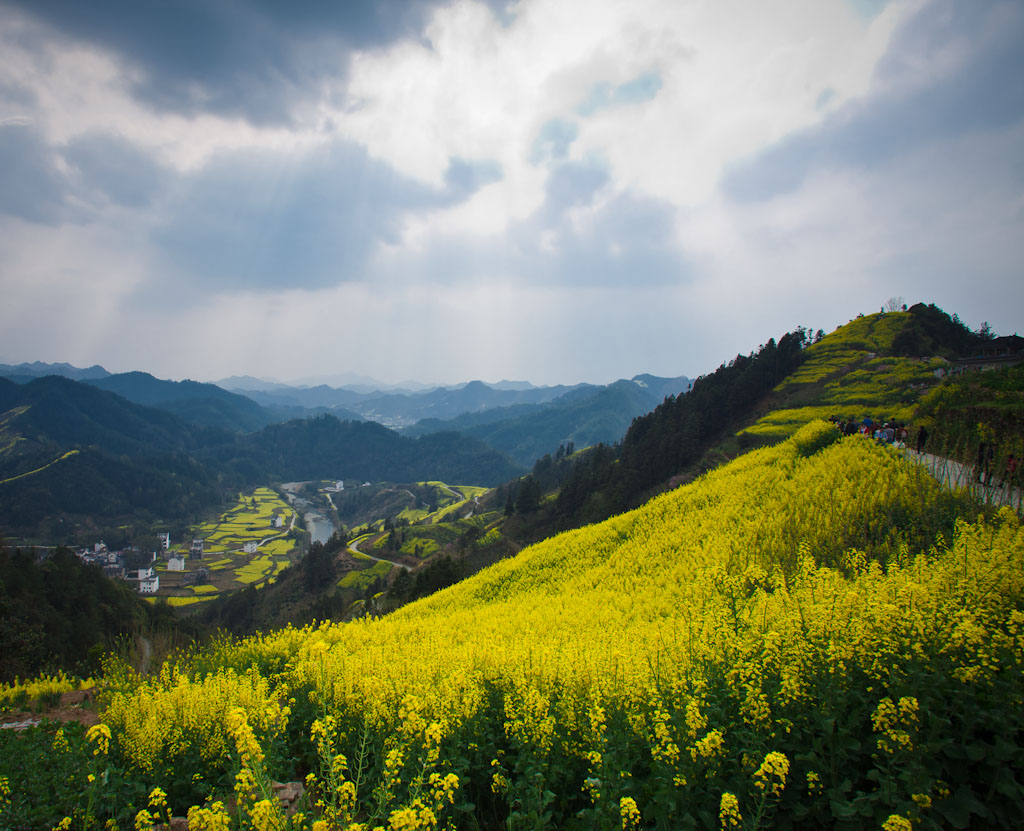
[86, 723, 111, 756]
[186, 802, 232, 831]
[753, 751, 789, 796]
[719, 792, 742, 829]
[620, 796, 641, 831]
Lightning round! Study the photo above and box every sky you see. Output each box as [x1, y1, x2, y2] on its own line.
[0, 0, 1022, 387]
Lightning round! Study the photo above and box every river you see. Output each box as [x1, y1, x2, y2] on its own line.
[281, 483, 337, 545]
[305, 512, 334, 545]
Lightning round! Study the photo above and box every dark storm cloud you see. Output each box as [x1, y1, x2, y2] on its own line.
[0, 122, 68, 224]
[0, 124, 168, 221]
[1, 0, 509, 125]
[63, 132, 167, 208]
[722, 0, 1024, 202]
[154, 141, 502, 290]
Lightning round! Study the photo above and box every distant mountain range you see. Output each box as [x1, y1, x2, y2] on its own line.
[0, 361, 112, 382]
[0, 362, 691, 537]
[221, 373, 690, 439]
[405, 376, 692, 466]
[0, 375, 522, 538]
[2, 363, 689, 440]
[1, 366, 357, 433]
[220, 377, 587, 425]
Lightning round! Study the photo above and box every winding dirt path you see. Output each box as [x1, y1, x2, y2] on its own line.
[348, 535, 411, 571]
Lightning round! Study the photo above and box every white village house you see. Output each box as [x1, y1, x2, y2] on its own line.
[138, 574, 160, 594]
[125, 565, 160, 594]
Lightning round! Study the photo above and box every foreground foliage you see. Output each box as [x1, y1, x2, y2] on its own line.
[3, 422, 1023, 830]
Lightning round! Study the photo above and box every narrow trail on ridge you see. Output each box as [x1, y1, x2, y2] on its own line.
[348, 535, 411, 572]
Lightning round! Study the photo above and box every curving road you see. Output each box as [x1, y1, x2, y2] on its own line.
[348, 534, 410, 571]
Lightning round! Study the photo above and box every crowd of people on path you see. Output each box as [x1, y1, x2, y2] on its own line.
[829, 415, 919, 450]
[827, 415, 1019, 491]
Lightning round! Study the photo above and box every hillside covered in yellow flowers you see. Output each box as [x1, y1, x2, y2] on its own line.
[4, 416, 1022, 830]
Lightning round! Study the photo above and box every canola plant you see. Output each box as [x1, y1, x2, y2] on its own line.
[10, 421, 1024, 830]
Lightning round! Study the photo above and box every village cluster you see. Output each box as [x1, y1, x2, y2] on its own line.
[72, 512, 288, 596]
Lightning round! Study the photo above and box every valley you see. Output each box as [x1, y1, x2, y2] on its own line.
[1, 303, 1023, 831]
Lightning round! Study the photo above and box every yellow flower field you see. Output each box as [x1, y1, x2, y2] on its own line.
[86, 421, 1024, 830]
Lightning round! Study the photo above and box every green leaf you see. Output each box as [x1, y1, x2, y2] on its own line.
[936, 787, 989, 829]
[830, 800, 858, 820]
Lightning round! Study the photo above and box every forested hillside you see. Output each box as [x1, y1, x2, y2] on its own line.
[545, 305, 992, 531]
[544, 326, 812, 527]
[85, 372, 278, 433]
[0, 379, 522, 540]
[0, 376, 232, 538]
[409, 377, 690, 467]
[225, 416, 523, 486]
[0, 546, 190, 683]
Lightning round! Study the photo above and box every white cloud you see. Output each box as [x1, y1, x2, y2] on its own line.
[676, 118, 1024, 345]
[1, 0, 1021, 386]
[334, 0, 917, 251]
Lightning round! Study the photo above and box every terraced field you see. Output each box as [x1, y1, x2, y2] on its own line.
[153, 487, 298, 606]
[742, 312, 949, 441]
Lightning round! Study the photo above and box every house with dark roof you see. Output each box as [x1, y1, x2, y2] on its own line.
[951, 335, 1024, 374]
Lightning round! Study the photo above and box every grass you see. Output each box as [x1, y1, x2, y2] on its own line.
[401, 537, 439, 557]
[338, 559, 393, 589]
[234, 556, 277, 584]
[190, 489, 292, 552]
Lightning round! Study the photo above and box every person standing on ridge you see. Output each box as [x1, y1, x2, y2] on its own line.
[916, 426, 928, 455]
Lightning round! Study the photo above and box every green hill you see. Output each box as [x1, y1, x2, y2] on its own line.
[86, 372, 278, 433]
[541, 305, 995, 533]
[0, 376, 231, 538]
[224, 415, 523, 486]
[740, 304, 984, 441]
